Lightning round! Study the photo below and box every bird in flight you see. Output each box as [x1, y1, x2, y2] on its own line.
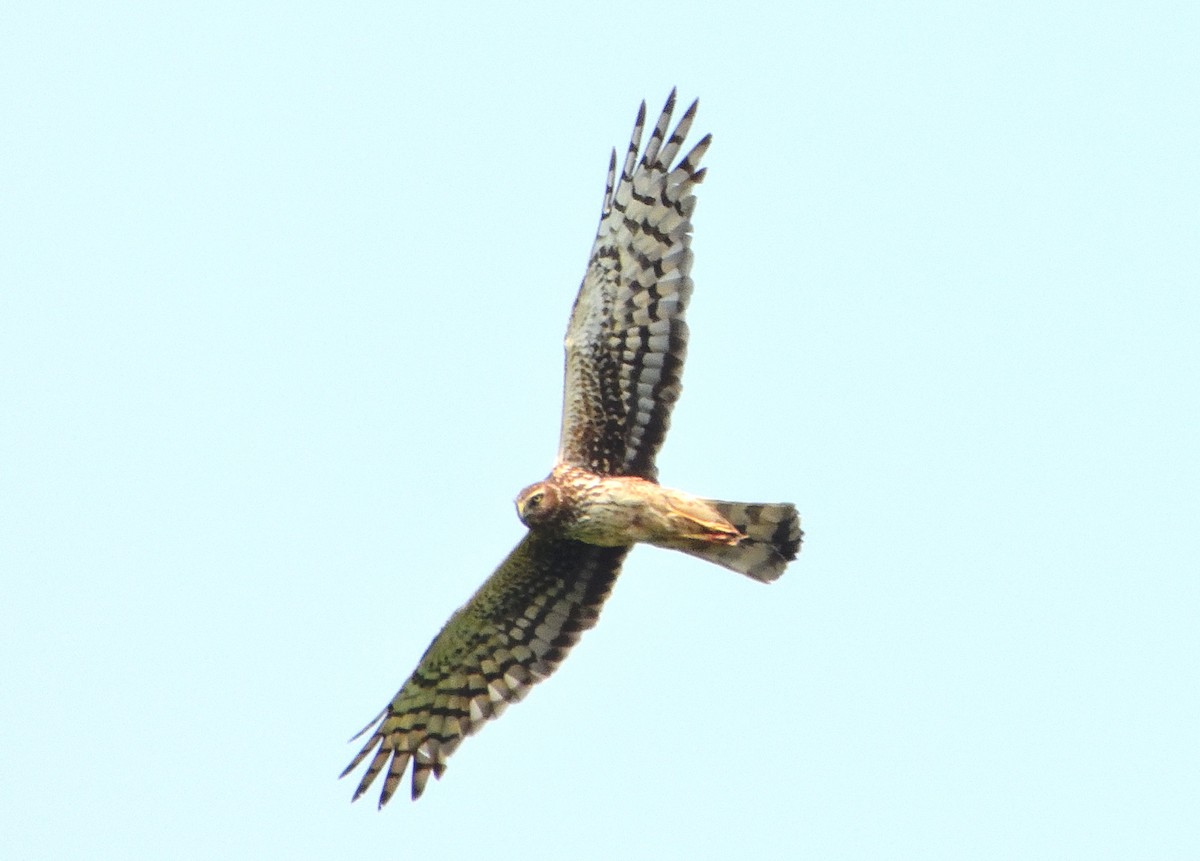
[342, 91, 802, 806]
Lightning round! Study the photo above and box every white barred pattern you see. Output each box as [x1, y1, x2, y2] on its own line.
[341, 535, 628, 805]
[669, 501, 803, 582]
[558, 90, 710, 480]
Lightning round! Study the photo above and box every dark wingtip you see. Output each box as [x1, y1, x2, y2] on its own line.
[348, 707, 386, 742]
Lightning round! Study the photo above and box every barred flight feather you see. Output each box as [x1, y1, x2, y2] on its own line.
[341, 534, 627, 805]
[669, 501, 804, 583]
[558, 89, 711, 481]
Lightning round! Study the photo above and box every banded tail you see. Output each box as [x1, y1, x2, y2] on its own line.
[671, 500, 802, 583]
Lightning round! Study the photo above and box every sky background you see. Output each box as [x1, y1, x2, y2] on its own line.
[3, 2, 1198, 858]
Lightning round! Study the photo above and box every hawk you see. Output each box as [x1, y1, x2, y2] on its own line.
[342, 91, 802, 806]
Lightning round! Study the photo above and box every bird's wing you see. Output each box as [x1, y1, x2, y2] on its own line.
[557, 90, 711, 481]
[341, 533, 629, 806]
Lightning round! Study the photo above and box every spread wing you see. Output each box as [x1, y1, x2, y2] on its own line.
[341, 534, 629, 806]
[557, 90, 711, 481]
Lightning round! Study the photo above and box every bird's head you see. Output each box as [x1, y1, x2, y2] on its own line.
[515, 480, 563, 529]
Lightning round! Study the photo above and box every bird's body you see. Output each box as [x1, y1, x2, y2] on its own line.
[517, 465, 744, 549]
[342, 92, 803, 807]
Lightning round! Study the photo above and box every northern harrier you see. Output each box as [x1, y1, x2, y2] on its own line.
[342, 92, 802, 806]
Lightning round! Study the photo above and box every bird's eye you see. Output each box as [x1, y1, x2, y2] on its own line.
[527, 492, 543, 509]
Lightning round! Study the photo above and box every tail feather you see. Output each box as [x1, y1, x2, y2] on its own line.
[672, 501, 802, 583]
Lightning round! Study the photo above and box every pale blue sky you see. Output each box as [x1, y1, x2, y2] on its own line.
[3, 2, 1197, 858]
